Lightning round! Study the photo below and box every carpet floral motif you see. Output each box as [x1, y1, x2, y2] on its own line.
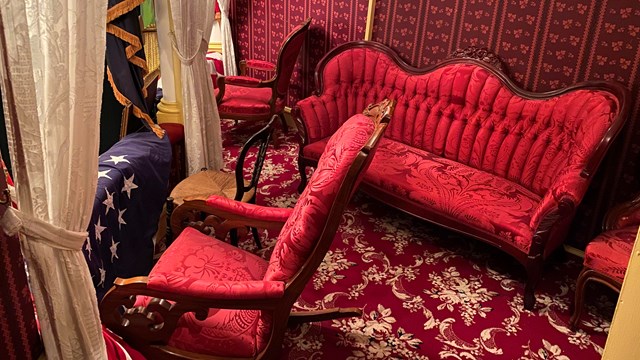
[221, 120, 614, 359]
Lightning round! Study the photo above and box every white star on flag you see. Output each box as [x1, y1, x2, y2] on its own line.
[103, 188, 115, 215]
[118, 208, 127, 229]
[98, 169, 112, 180]
[95, 218, 106, 244]
[122, 174, 139, 199]
[84, 237, 92, 258]
[110, 238, 120, 262]
[98, 267, 106, 287]
[106, 155, 130, 165]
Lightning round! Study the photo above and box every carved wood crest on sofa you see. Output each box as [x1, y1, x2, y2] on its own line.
[293, 41, 630, 309]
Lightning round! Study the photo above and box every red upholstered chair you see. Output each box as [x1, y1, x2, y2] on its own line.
[99, 100, 394, 359]
[214, 18, 311, 133]
[570, 194, 640, 329]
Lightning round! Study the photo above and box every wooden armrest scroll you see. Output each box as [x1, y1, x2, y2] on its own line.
[170, 199, 288, 241]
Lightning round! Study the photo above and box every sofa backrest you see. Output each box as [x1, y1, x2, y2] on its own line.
[312, 42, 627, 196]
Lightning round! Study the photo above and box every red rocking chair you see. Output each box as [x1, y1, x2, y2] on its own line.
[99, 99, 395, 359]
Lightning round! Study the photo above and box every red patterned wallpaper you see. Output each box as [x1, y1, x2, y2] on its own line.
[231, 0, 369, 105]
[232, 0, 640, 244]
[372, 0, 640, 243]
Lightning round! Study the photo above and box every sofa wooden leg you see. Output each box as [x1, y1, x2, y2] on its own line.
[570, 268, 589, 330]
[524, 259, 542, 310]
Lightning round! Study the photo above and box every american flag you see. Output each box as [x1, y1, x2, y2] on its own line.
[83, 131, 171, 300]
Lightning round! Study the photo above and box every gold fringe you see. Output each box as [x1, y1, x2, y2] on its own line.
[106, 24, 148, 76]
[107, 24, 143, 55]
[106, 67, 165, 139]
[128, 52, 149, 75]
[107, 0, 145, 24]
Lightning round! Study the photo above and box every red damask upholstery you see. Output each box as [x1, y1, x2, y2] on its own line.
[138, 227, 271, 357]
[244, 59, 276, 72]
[103, 107, 392, 359]
[215, 18, 311, 132]
[294, 41, 629, 310]
[570, 196, 639, 329]
[214, 86, 285, 116]
[583, 228, 636, 282]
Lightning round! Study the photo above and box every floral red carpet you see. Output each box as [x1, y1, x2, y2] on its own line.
[223, 120, 614, 360]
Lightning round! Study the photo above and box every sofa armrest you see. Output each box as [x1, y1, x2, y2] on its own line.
[530, 171, 586, 231]
[294, 94, 348, 146]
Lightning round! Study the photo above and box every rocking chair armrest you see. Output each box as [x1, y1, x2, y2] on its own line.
[171, 196, 291, 239]
[148, 273, 285, 300]
[205, 194, 293, 223]
[100, 277, 286, 346]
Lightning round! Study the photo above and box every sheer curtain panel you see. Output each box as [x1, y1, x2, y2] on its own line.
[170, 0, 223, 175]
[0, 0, 108, 358]
[217, 0, 237, 75]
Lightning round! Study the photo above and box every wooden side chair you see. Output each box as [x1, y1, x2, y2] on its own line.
[570, 194, 640, 329]
[214, 18, 311, 134]
[99, 99, 394, 360]
[165, 116, 275, 248]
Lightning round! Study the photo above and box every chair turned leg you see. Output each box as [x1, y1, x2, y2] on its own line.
[287, 307, 363, 326]
[230, 228, 239, 247]
[165, 197, 174, 246]
[570, 268, 589, 330]
[251, 227, 262, 249]
[297, 160, 308, 193]
[278, 113, 288, 133]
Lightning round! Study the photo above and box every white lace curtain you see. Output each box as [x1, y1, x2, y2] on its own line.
[0, 0, 108, 358]
[217, 0, 237, 75]
[170, 0, 223, 175]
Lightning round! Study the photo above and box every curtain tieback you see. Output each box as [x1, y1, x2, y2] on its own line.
[0, 207, 87, 251]
[169, 30, 208, 65]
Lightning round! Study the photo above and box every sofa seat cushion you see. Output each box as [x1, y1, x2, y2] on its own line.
[137, 228, 269, 358]
[304, 138, 541, 252]
[302, 137, 330, 160]
[584, 227, 636, 282]
[215, 85, 284, 117]
[366, 139, 541, 252]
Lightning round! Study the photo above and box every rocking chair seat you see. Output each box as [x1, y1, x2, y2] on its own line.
[215, 85, 285, 117]
[136, 227, 273, 358]
[583, 227, 636, 282]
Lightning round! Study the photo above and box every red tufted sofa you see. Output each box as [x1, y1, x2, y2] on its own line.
[293, 41, 630, 309]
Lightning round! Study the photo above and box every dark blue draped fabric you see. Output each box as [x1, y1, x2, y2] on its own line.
[106, 0, 163, 137]
[84, 131, 171, 300]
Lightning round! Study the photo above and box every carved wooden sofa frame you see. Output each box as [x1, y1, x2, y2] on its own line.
[293, 41, 630, 309]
